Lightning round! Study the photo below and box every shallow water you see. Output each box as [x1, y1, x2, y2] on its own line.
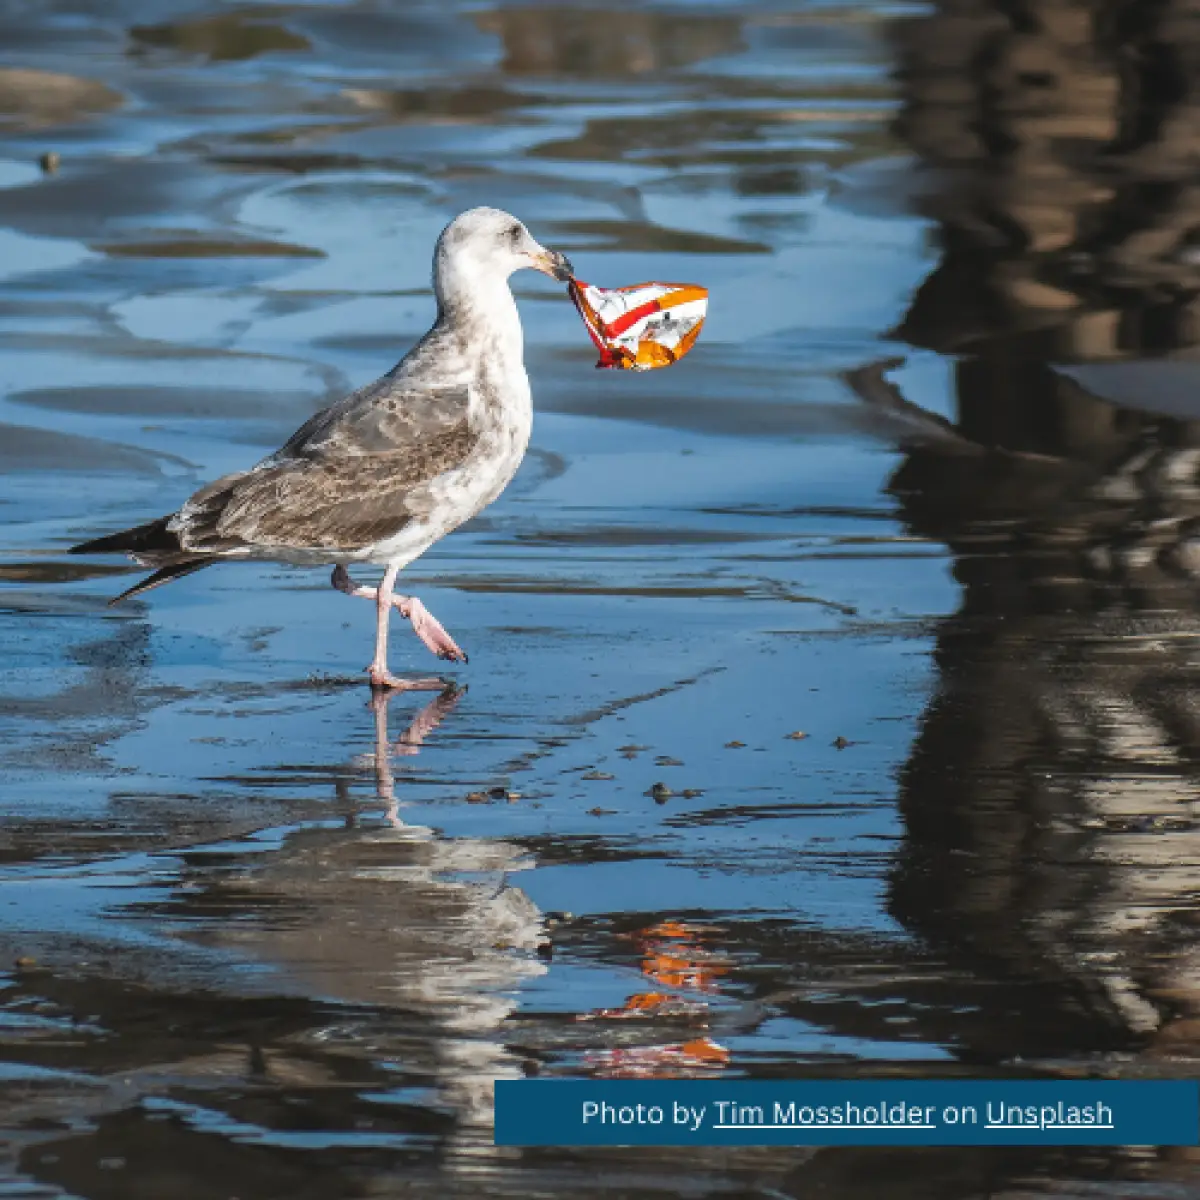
[2, 0, 1200, 1196]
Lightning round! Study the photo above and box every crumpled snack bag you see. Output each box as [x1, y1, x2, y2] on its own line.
[568, 278, 708, 371]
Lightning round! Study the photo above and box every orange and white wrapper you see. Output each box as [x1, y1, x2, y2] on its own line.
[569, 278, 708, 371]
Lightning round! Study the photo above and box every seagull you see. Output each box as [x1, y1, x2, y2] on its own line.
[70, 207, 573, 689]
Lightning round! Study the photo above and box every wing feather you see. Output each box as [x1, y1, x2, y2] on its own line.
[173, 355, 474, 554]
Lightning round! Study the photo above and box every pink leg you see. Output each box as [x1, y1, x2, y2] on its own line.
[331, 565, 468, 686]
[394, 596, 468, 664]
[367, 563, 405, 688]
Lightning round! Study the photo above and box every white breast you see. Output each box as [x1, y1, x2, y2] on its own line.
[360, 361, 533, 568]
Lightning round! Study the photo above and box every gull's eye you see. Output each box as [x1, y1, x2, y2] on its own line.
[507, 224, 522, 244]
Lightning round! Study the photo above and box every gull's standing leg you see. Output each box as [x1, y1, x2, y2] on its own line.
[331, 565, 469, 668]
[369, 563, 403, 688]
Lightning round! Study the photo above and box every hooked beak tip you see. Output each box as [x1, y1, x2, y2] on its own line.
[533, 249, 574, 282]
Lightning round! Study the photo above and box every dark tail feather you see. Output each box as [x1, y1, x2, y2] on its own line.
[110, 559, 213, 606]
[70, 516, 178, 557]
[71, 514, 213, 604]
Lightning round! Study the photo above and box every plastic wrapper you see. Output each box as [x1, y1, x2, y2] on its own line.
[568, 278, 708, 371]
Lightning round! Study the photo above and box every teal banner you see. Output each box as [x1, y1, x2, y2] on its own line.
[494, 1080, 1199, 1146]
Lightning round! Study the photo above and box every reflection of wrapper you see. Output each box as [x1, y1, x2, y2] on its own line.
[586, 1037, 730, 1079]
[569, 279, 708, 371]
[575, 921, 732, 1079]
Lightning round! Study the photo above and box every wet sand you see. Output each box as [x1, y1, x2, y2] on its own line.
[1, 1, 1199, 1197]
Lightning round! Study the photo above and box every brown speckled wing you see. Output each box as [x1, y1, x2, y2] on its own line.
[176, 374, 474, 554]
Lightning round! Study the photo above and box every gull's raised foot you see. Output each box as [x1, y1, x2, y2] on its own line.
[332, 566, 468, 665]
[399, 597, 469, 664]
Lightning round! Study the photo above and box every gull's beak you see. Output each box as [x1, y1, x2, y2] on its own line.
[530, 246, 574, 282]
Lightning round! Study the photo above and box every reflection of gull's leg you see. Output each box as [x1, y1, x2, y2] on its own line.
[331, 564, 466, 684]
[369, 691, 398, 822]
[369, 685, 465, 827]
[396, 683, 465, 756]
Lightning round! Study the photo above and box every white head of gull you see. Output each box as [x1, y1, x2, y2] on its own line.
[70, 207, 574, 690]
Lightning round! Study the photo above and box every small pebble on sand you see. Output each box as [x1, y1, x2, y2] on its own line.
[725, 740, 746, 749]
[786, 731, 809, 740]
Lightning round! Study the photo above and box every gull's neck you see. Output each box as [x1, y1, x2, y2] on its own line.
[430, 260, 530, 434]
[435, 260, 525, 373]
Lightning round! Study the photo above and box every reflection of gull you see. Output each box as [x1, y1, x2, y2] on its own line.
[70, 208, 572, 688]
[198, 687, 544, 1148]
